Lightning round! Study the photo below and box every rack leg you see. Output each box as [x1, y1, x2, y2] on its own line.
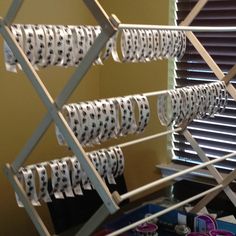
[4, 0, 23, 25]
[1, 11, 119, 214]
[75, 204, 110, 236]
[190, 168, 236, 214]
[3, 164, 51, 236]
[183, 129, 236, 207]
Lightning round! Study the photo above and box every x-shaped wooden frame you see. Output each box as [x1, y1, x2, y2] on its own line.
[180, 0, 236, 213]
[0, 0, 121, 235]
[2, 0, 236, 235]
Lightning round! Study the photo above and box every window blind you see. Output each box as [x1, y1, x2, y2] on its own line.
[172, 0, 236, 171]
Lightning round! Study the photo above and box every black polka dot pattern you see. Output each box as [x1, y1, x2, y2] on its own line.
[171, 30, 181, 58]
[49, 161, 64, 199]
[41, 25, 55, 67]
[159, 30, 168, 58]
[61, 104, 82, 145]
[57, 160, 74, 197]
[81, 165, 92, 190]
[112, 146, 125, 178]
[21, 167, 40, 206]
[88, 152, 101, 173]
[35, 164, 51, 203]
[115, 97, 136, 136]
[72, 26, 86, 66]
[177, 30, 187, 60]
[21, 25, 36, 65]
[92, 99, 117, 142]
[129, 29, 139, 62]
[152, 29, 161, 59]
[103, 36, 113, 61]
[157, 81, 228, 127]
[32, 25, 46, 67]
[61, 26, 74, 67]
[145, 29, 154, 61]
[137, 29, 148, 62]
[70, 157, 83, 195]
[104, 148, 117, 184]
[121, 29, 134, 62]
[95, 150, 108, 179]
[52, 25, 65, 66]
[82, 26, 94, 56]
[76, 102, 98, 146]
[132, 94, 150, 133]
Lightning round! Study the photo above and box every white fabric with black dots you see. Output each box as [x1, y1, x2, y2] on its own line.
[112, 146, 125, 178]
[52, 25, 65, 66]
[21, 167, 40, 206]
[62, 26, 74, 67]
[21, 25, 36, 65]
[115, 97, 136, 136]
[132, 94, 150, 133]
[57, 160, 74, 197]
[96, 150, 109, 181]
[157, 81, 229, 127]
[32, 25, 47, 67]
[49, 160, 64, 199]
[104, 148, 117, 184]
[70, 157, 83, 195]
[42, 25, 55, 67]
[35, 164, 52, 203]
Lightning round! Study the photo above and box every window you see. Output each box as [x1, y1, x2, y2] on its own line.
[172, 0, 236, 172]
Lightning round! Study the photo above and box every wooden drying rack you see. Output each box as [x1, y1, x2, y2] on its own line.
[1, 0, 236, 235]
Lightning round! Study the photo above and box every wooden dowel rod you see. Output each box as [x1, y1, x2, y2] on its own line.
[108, 185, 222, 236]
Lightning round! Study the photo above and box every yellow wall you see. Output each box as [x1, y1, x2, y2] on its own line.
[0, 1, 100, 235]
[99, 0, 170, 195]
[0, 1, 169, 235]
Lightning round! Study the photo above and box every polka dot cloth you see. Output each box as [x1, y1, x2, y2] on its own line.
[14, 144, 128, 207]
[32, 25, 47, 67]
[96, 150, 109, 180]
[115, 97, 136, 136]
[21, 167, 40, 206]
[41, 25, 55, 67]
[132, 94, 150, 133]
[92, 99, 117, 142]
[4, 24, 187, 73]
[112, 146, 125, 178]
[62, 26, 74, 67]
[70, 157, 83, 195]
[107, 28, 186, 63]
[57, 95, 150, 146]
[57, 160, 74, 197]
[76, 102, 99, 146]
[52, 25, 65, 66]
[72, 26, 86, 66]
[157, 81, 229, 127]
[121, 29, 133, 62]
[88, 151, 101, 173]
[49, 160, 64, 199]
[35, 164, 52, 203]
[104, 148, 117, 184]
[81, 164, 92, 190]
[21, 25, 37, 65]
